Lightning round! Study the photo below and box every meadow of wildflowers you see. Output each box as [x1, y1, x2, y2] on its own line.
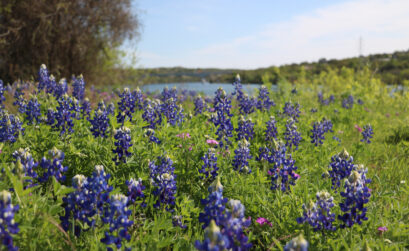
[0, 65, 408, 250]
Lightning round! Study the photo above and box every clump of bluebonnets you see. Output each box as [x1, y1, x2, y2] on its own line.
[284, 118, 302, 151]
[196, 178, 252, 250]
[324, 149, 354, 190]
[37, 64, 49, 92]
[100, 194, 133, 250]
[0, 190, 20, 251]
[53, 94, 80, 136]
[54, 78, 68, 100]
[269, 152, 299, 192]
[342, 95, 354, 109]
[45, 108, 56, 126]
[236, 116, 254, 141]
[112, 126, 132, 165]
[211, 88, 233, 149]
[89, 106, 110, 138]
[318, 91, 335, 106]
[13, 83, 26, 114]
[256, 85, 275, 111]
[297, 191, 336, 231]
[39, 147, 68, 183]
[172, 215, 187, 229]
[12, 148, 38, 185]
[282, 101, 301, 122]
[199, 148, 218, 180]
[149, 156, 177, 211]
[360, 124, 374, 144]
[232, 139, 252, 174]
[0, 80, 5, 109]
[24, 97, 41, 124]
[238, 93, 256, 115]
[132, 87, 144, 110]
[107, 102, 116, 116]
[80, 98, 91, 119]
[72, 74, 85, 101]
[116, 88, 136, 125]
[310, 121, 326, 146]
[265, 116, 278, 144]
[0, 111, 24, 143]
[338, 165, 371, 228]
[126, 178, 146, 207]
[232, 74, 244, 101]
[284, 234, 308, 251]
[142, 99, 162, 129]
[144, 128, 161, 144]
[194, 95, 206, 115]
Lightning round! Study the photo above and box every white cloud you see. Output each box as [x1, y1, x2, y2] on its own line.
[136, 0, 409, 68]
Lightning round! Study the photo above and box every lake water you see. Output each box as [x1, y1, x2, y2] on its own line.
[141, 82, 267, 96]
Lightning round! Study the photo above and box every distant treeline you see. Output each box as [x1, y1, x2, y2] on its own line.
[124, 49, 409, 86]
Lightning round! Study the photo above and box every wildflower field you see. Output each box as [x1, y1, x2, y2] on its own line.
[0, 65, 408, 250]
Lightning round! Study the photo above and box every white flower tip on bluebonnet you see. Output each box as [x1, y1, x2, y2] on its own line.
[348, 171, 361, 184]
[285, 234, 308, 251]
[124, 87, 130, 93]
[227, 199, 245, 218]
[317, 191, 332, 201]
[40, 64, 47, 69]
[205, 220, 222, 242]
[112, 194, 128, 204]
[129, 178, 142, 187]
[49, 75, 55, 81]
[339, 148, 350, 160]
[78, 74, 83, 79]
[0, 190, 11, 204]
[363, 241, 372, 251]
[49, 147, 62, 158]
[160, 173, 172, 181]
[73, 174, 86, 188]
[95, 165, 105, 175]
[236, 74, 241, 81]
[210, 176, 223, 191]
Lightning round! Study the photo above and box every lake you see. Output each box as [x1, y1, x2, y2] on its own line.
[140, 82, 271, 96]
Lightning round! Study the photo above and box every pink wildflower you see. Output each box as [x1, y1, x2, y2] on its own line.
[377, 226, 387, 235]
[256, 217, 272, 227]
[206, 139, 219, 146]
[354, 124, 363, 133]
[293, 173, 300, 179]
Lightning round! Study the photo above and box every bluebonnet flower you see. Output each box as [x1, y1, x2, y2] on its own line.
[194, 95, 206, 115]
[236, 116, 254, 141]
[232, 139, 252, 174]
[284, 118, 302, 151]
[310, 122, 325, 146]
[126, 178, 146, 207]
[24, 97, 41, 124]
[54, 94, 80, 135]
[284, 234, 308, 251]
[197, 178, 252, 250]
[318, 92, 334, 106]
[0, 190, 20, 251]
[142, 99, 162, 129]
[0, 112, 24, 143]
[324, 149, 354, 190]
[256, 85, 275, 111]
[12, 148, 38, 183]
[238, 94, 256, 115]
[269, 152, 299, 192]
[80, 98, 91, 119]
[46, 108, 56, 126]
[46, 75, 57, 95]
[296, 191, 336, 231]
[72, 74, 85, 101]
[357, 99, 364, 105]
[332, 136, 341, 144]
[101, 194, 133, 250]
[116, 88, 136, 125]
[265, 116, 278, 144]
[112, 126, 132, 165]
[172, 215, 187, 229]
[360, 124, 374, 144]
[160, 86, 178, 102]
[199, 148, 218, 180]
[89, 107, 110, 138]
[338, 166, 371, 228]
[144, 128, 161, 144]
[54, 78, 68, 100]
[283, 102, 301, 122]
[61, 166, 112, 234]
[37, 64, 49, 92]
[232, 74, 244, 101]
[161, 97, 183, 126]
[149, 156, 177, 211]
[107, 102, 116, 116]
[0, 80, 5, 109]
[13, 84, 26, 114]
[39, 147, 68, 183]
[321, 118, 333, 133]
[132, 87, 144, 110]
[310, 108, 318, 113]
[212, 88, 234, 149]
[342, 95, 354, 109]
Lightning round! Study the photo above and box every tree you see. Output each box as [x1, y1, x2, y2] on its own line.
[0, 0, 140, 84]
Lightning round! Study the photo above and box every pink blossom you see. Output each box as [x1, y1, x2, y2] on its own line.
[256, 217, 272, 227]
[293, 173, 300, 179]
[189, 147, 192, 151]
[206, 139, 219, 146]
[377, 226, 388, 235]
[176, 132, 191, 139]
[354, 124, 363, 133]
[385, 113, 390, 118]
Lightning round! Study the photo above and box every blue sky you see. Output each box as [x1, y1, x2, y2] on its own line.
[124, 0, 409, 69]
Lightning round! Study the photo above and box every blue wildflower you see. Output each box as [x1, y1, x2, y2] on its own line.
[142, 99, 162, 129]
[283, 102, 301, 122]
[0, 112, 24, 143]
[46, 108, 56, 126]
[46, 75, 57, 95]
[80, 98, 91, 119]
[72, 74, 85, 101]
[296, 191, 336, 231]
[39, 147, 68, 183]
[232, 74, 244, 101]
[54, 78, 68, 100]
[172, 215, 187, 229]
[144, 128, 160, 144]
[232, 139, 252, 174]
[360, 124, 374, 144]
[342, 95, 354, 109]
[54, 94, 80, 135]
[199, 148, 218, 180]
[195, 220, 229, 251]
[310, 121, 325, 146]
[324, 149, 354, 190]
[37, 64, 49, 92]
[116, 88, 136, 125]
[149, 156, 177, 211]
[0, 190, 20, 251]
[24, 97, 41, 124]
[256, 85, 275, 111]
[112, 126, 132, 165]
[236, 116, 254, 141]
[89, 107, 110, 138]
[0, 80, 5, 109]
[126, 178, 146, 207]
[13, 84, 26, 114]
[107, 102, 115, 116]
[12, 148, 38, 184]
[265, 116, 278, 144]
[132, 87, 144, 110]
[284, 234, 308, 251]
[238, 94, 256, 115]
[212, 88, 234, 149]
[194, 95, 206, 115]
[338, 165, 371, 228]
[284, 118, 302, 151]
